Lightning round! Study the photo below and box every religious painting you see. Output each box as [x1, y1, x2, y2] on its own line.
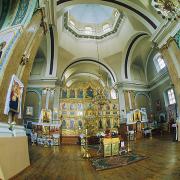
[98, 111, 102, 116]
[70, 119, 75, 129]
[0, 30, 18, 68]
[113, 104, 117, 110]
[4, 74, 24, 119]
[70, 103, 75, 110]
[133, 109, 141, 122]
[106, 118, 111, 128]
[77, 103, 83, 110]
[113, 118, 118, 128]
[62, 89, 67, 98]
[41, 109, 52, 123]
[62, 119, 67, 129]
[106, 111, 110, 115]
[98, 118, 103, 129]
[69, 89, 75, 98]
[78, 120, 83, 129]
[77, 89, 83, 98]
[106, 105, 110, 111]
[62, 103, 67, 110]
[86, 86, 94, 98]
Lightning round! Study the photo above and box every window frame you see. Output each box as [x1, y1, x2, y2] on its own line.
[167, 88, 176, 105]
[153, 53, 166, 72]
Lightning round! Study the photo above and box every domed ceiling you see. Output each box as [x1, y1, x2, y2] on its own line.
[64, 4, 123, 39]
[68, 4, 114, 24]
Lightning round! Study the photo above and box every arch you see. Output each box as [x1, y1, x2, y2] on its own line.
[61, 58, 117, 83]
[66, 72, 106, 87]
[57, 0, 158, 31]
[124, 33, 148, 79]
[135, 92, 151, 110]
[25, 89, 42, 119]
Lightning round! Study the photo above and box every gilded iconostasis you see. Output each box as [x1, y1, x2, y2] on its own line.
[59, 80, 120, 136]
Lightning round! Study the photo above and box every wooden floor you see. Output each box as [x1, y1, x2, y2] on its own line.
[12, 135, 180, 180]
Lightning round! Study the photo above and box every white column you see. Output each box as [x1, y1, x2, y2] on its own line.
[45, 88, 50, 109]
[53, 86, 61, 121]
[128, 91, 132, 110]
[116, 84, 126, 124]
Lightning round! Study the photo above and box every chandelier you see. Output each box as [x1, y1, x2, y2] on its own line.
[152, 0, 180, 20]
[92, 27, 110, 107]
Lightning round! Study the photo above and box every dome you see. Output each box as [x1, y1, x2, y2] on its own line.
[68, 4, 114, 24]
[64, 4, 123, 39]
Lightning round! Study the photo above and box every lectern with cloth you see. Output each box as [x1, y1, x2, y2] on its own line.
[103, 137, 120, 157]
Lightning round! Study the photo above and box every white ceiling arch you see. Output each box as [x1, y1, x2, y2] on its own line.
[65, 72, 106, 87]
[60, 57, 117, 84]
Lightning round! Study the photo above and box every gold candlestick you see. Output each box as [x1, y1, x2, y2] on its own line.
[83, 129, 91, 158]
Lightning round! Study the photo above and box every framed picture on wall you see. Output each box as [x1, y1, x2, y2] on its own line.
[41, 109, 52, 123]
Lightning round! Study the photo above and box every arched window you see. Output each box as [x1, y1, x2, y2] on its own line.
[153, 53, 166, 72]
[110, 89, 117, 99]
[167, 88, 176, 105]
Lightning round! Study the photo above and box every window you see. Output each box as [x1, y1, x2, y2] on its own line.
[69, 20, 75, 26]
[157, 56, 166, 70]
[114, 11, 119, 17]
[167, 89, 176, 105]
[85, 27, 92, 35]
[111, 89, 117, 99]
[103, 24, 111, 32]
[153, 53, 166, 72]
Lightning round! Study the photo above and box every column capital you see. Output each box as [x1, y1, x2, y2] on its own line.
[161, 37, 175, 51]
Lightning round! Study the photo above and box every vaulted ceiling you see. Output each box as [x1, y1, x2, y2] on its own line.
[36, 0, 171, 87]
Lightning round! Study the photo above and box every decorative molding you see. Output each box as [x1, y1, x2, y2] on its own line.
[20, 54, 29, 65]
[57, 0, 158, 29]
[115, 69, 170, 92]
[63, 12, 124, 40]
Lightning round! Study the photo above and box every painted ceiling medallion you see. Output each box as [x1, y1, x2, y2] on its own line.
[152, 0, 180, 20]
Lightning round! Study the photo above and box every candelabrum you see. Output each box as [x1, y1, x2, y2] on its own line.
[83, 129, 91, 158]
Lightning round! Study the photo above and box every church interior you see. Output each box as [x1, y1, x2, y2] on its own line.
[0, 0, 180, 179]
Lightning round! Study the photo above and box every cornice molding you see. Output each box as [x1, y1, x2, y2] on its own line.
[151, 20, 180, 49]
[115, 70, 170, 92]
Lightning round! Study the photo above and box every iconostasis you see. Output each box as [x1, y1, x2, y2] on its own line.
[59, 81, 120, 136]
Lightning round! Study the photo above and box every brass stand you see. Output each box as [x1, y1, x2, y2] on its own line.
[83, 129, 91, 158]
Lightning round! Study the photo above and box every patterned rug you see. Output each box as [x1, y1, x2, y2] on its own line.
[90, 153, 148, 171]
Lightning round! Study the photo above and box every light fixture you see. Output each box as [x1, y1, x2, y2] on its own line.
[152, 0, 180, 20]
[93, 28, 110, 107]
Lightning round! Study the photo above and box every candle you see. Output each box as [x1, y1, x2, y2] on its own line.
[85, 129, 87, 134]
